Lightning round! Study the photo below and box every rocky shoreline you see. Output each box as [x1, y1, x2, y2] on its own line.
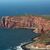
[0, 16, 50, 50]
[21, 37, 50, 50]
[0, 16, 50, 34]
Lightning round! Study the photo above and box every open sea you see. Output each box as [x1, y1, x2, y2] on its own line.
[0, 0, 50, 50]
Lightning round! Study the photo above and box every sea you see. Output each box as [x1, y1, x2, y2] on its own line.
[0, 28, 37, 50]
[0, 0, 50, 50]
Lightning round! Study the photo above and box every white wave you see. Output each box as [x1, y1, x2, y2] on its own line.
[5, 46, 23, 50]
[16, 45, 23, 50]
[5, 43, 24, 50]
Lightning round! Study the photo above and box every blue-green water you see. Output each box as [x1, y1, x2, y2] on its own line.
[0, 28, 37, 50]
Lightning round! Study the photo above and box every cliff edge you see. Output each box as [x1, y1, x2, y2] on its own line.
[0, 16, 50, 34]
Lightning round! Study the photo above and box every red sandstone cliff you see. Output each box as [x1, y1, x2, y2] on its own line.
[0, 16, 50, 34]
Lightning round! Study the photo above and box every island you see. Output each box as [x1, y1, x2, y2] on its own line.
[0, 16, 50, 50]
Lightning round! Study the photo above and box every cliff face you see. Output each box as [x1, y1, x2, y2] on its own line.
[32, 17, 50, 33]
[0, 16, 50, 34]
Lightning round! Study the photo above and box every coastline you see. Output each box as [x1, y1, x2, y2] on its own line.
[21, 38, 50, 50]
[0, 16, 50, 50]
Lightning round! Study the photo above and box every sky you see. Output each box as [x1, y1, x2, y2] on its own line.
[0, 0, 50, 3]
[0, 0, 50, 15]
[0, 0, 50, 7]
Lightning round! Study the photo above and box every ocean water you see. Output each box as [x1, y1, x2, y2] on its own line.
[0, 0, 50, 50]
[0, 28, 37, 50]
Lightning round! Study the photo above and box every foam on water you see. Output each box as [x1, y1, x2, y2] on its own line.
[16, 46, 23, 50]
[5, 45, 23, 50]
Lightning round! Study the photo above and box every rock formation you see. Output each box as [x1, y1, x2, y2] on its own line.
[0, 16, 50, 34]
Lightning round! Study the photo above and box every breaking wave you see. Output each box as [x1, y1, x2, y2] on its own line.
[5, 45, 23, 50]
